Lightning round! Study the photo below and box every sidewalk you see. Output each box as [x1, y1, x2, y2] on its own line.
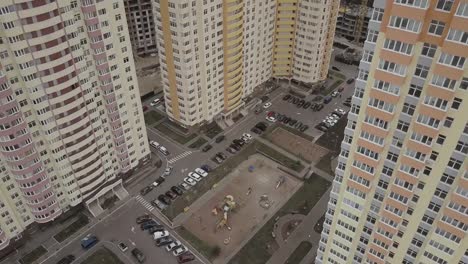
[266, 188, 331, 264]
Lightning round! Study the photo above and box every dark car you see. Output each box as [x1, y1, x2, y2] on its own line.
[166, 190, 178, 200]
[57, 255, 75, 264]
[303, 102, 311, 109]
[276, 114, 284, 122]
[251, 127, 262, 134]
[346, 78, 355, 84]
[287, 96, 295, 103]
[297, 100, 305, 107]
[156, 236, 173, 247]
[288, 119, 297, 126]
[136, 214, 152, 224]
[294, 122, 303, 129]
[201, 164, 212, 172]
[230, 143, 241, 151]
[323, 96, 332, 104]
[217, 152, 227, 160]
[292, 97, 299, 104]
[177, 252, 196, 263]
[316, 104, 324, 111]
[171, 186, 184, 195]
[316, 124, 328, 132]
[283, 94, 291, 101]
[300, 125, 309, 132]
[158, 194, 171, 205]
[332, 66, 340, 71]
[140, 220, 158, 230]
[202, 144, 212, 152]
[233, 139, 245, 146]
[226, 147, 237, 154]
[215, 135, 225, 143]
[147, 225, 164, 234]
[312, 95, 323, 102]
[343, 102, 352, 107]
[131, 248, 146, 263]
[255, 122, 267, 131]
[140, 186, 153, 196]
[153, 176, 165, 187]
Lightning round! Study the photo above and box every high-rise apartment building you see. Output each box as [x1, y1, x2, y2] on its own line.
[123, 0, 158, 56]
[317, 1, 468, 264]
[0, 0, 150, 250]
[152, 0, 339, 127]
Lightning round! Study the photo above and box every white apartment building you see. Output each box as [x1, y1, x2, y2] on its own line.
[153, 0, 339, 127]
[0, 0, 150, 250]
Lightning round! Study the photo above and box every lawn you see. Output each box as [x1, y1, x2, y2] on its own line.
[144, 110, 164, 125]
[255, 141, 304, 172]
[188, 137, 208, 149]
[201, 122, 223, 139]
[80, 247, 124, 264]
[315, 114, 347, 153]
[19, 246, 47, 264]
[176, 226, 220, 261]
[315, 152, 335, 176]
[285, 241, 313, 264]
[154, 123, 198, 145]
[54, 214, 89, 243]
[229, 174, 331, 264]
[320, 79, 344, 96]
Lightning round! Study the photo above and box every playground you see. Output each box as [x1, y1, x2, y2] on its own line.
[182, 154, 302, 263]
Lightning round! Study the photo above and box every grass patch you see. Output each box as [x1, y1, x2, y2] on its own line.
[255, 141, 304, 172]
[201, 122, 223, 139]
[229, 174, 331, 264]
[315, 152, 335, 176]
[176, 226, 220, 261]
[164, 143, 257, 220]
[188, 137, 208, 149]
[329, 70, 346, 80]
[54, 214, 89, 243]
[285, 241, 313, 264]
[154, 123, 198, 145]
[19, 246, 47, 264]
[81, 247, 124, 264]
[315, 114, 347, 153]
[144, 110, 164, 125]
[320, 79, 343, 96]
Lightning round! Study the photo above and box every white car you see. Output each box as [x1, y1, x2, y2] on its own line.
[149, 140, 159, 149]
[163, 166, 173, 176]
[263, 102, 272, 109]
[188, 172, 202, 182]
[331, 113, 341, 119]
[180, 182, 191, 190]
[184, 177, 197, 186]
[266, 116, 277, 122]
[153, 230, 169, 240]
[334, 108, 347, 116]
[150, 98, 161, 106]
[172, 246, 187, 256]
[242, 133, 252, 140]
[158, 146, 170, 156]
[166, 241, 182, 252]
[194, 168, 208, 177]
[331, 91, 339, 97]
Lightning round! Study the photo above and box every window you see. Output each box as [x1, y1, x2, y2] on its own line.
[436, 134, 446, 144]
[383, 39, 413, 55]
[414, 64, 430, 78]
[394, 0, 429, 9]
[407, 84, 422, 98]
[378, 59, 407, 75]
[416, 114, 440, 128]
[387, 152, 399, 162]
[428, 20, 445, 35]
[431, 75, 457, 90]
[361, 50, 374, 63]
[397, 120, 410, 132]
[446, 28, 468, 44]
[373, 79, 400, 95]
[436, 0, 454, 11]
[457, 2, 468, 17]
[371, 8, 384, 21]
[368, 98, 395, 113]
[402, 103, 416, 116]
[421, 43, 437, 57]
[448, 158, 462, 170]
[438, 52, 466, 68]
[367, 30, 379, 43]
[460, 77, 468, 90]
[444, 117, 453, 127]
[423, 95, 448, 110]
[452, 97, 462, 109]
[455, 141, 468, 154]
[389, 16, 421, 33]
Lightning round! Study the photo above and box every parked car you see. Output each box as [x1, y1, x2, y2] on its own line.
[266, 111, 276, 117]
[334, 108, 347, 116]
[202, 144, 212, 152]
[255, 122, 267, 131]
[242, 133, 252, 141]
[251, 127, 262, 134]
[140, 186, 153, 196]
[158, 146, 170, 156]
[230, 143, 241, 151]
[188, 172, 202, 182]
[153, 230, 169, 240]
[177, 252, 196, 263]
[156, 236, 173, 247]
[80, 235, 98, 249]
[212, 155, 223, 164]
[140, 221, 158, 230]
[331, 91, 339, 97]
[316, 124, 328, 132]
[263, 102, 272, 109]
[217, 152, 227, 160]
[294, 122, 302, 129]
[316, 104, 324, 111]
[149, 140, 159, 149]
[338, 86, 345, 92]
[147, 226, 164, 234]
[323, 96, 332, 104]
[283, 94, 291, 101]
[173, 246, 187, 256]
[171, 186, 184, 195]
[151, 199, 168, 210]
[184, 177, 197, 186]
[266, 116, 277, 122]
[131, 248, 146, 263]
[57, 255, 75, 264]
[195, 168, 208, 177]
[292, 97, 300, 104]
[287, 96, 295, 103]
[299, 125, 309, 132]
[158, 194, 171, 205]
[165, 190, 178, 200]
[343, 102, 352, 107]
[303, 102, 311, 109]
[179, 182, 191, 191]
[166, 240, 182, 251]
[136, 214, 152, 224]
[215, 135, 225, 143]
[163, 166, 173, 177]
[288, 119, 297, 126]
[332, 66, 340, 71]
[226, 147, 237, 154]
[282, 117, 291, 124]
[201, 164, 212, 172]
[152, 177, 165, 187]
[346, 78, 355, 84]
[233, 139, 245, 146]
[150, 98, 161, 106]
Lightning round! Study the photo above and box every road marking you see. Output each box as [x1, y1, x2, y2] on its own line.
[135, 195, 155, 212]
[131, 226, 135, 233]
[167, 151, 192, 164]
[128, 239, 136, 247]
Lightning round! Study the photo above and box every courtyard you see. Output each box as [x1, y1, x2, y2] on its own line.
[180, 155, 302, 263]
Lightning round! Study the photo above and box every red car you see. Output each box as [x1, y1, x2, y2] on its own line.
[267, 111, 276, 117]
[177, 252, 195, 263]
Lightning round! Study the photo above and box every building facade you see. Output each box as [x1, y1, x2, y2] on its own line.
[153, 0, 339, 127]
[0, 0, 150, 250]
[335, 4, 371, 43]
[317, 0, 468, 263]
[123, 0, 158, 56]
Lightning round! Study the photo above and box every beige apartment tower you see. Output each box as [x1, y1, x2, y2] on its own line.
[317, 0, 468, 264]
[153, 0, 339, 127]
[0, 0, 150, 250]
